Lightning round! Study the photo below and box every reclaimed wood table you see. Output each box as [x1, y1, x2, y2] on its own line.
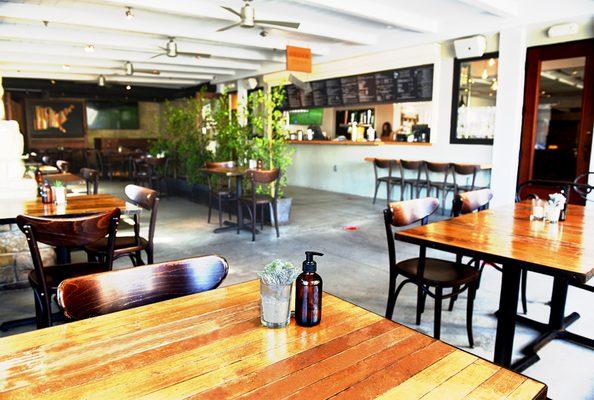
[44, 172, 85, 186]
[0, 280, 546, 399]
[200, 166, 252, 234]
[396, 201, 594, 371]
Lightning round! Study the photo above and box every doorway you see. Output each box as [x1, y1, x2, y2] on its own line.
[518, 39, 594, 203]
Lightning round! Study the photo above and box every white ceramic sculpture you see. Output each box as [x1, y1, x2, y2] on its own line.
[0, 119, 37, 199]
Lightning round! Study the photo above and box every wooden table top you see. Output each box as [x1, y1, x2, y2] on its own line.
[0, 194, 141, 224]
[364, 157, 492, 170]
[396, 202, 594, 283]
[44, 173, 84, 185]
[200, 166, 247, 177]
[0, 280, 546, 399]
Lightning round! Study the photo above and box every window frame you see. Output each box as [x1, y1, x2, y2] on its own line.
[449, 51, 499, 145]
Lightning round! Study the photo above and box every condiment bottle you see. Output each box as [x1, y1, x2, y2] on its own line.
[41, 179, 54, 204]
[35, 168, 43, 197]
[295, 251, 323, 327]
[560, 189, 568, 221]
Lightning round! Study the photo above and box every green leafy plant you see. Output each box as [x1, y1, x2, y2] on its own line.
[52, 180, 64, 188]
[211, 92, 249, 163]
[258, 259, 299, 285]
[247, 86, 294, 197]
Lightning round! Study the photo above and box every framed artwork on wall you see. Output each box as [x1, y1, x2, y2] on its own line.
[25, 99, 86, 140]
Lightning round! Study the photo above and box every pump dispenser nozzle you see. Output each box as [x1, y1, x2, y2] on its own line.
[303, 251, 323, 272]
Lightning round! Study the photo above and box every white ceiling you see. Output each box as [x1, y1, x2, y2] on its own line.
[0, 0, 592, 88]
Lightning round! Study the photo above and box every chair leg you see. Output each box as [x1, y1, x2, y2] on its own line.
[135, 250, 144, 266]
[207, 193, 213, 224]
[146, 246, 154, 265]
[386, 277, 410, 320]
[434, 287, 443, 340]
[217, 195, 223, 228]
[521, 268, 528, 314]
[128, 253, 138, 267]
[260, 204, 264, 230]
[416, 285, 424, 325]
[467, 283, 477, 348]
[33, 289, 47, 329]
[448, 285, 460, 312]
[373, 180, 382, 204]
[272, 201, 280, 238]
[385, 271, 398, 319]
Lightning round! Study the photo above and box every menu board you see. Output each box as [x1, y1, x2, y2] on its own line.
[282, 64, 433, 110]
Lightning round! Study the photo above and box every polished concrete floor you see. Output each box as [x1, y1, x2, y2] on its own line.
[1, 181, 592, 399]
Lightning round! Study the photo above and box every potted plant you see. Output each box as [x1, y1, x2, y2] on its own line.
[258, 259, 299, 328]
[247, 86, 295, 225]
[52, 180, 67, 204]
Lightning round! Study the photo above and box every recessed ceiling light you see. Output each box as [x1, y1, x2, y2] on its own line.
[126, 85, 132, 90]
[51, 80, 56, 85]
[84, 44, 95, 53]
[488, 58, 495, 67]
[62, 64, 70, 70]
[125, 7, 134, 20]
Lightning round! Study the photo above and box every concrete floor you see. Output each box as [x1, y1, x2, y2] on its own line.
[1, 181, 592, 399]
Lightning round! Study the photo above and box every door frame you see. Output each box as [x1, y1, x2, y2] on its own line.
[517, 39, 594, 191]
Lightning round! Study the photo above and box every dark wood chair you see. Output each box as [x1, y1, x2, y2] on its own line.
[452, 164, 482, 193]
[400, 160, 424, 199]
[424, 162, 455, 214]
[239, 168, 281, 242]
[384, 197, 480, 347]
[16, 209, 120, 328]
[146, 157, 169, 198]
[85, 185, 159, 266]
[80, 168, 100, 195]
[372, 159, 403, 205]
[57, 255, 229, 320]
[206, 161, 236, 227]
[132, 157, 151, 187]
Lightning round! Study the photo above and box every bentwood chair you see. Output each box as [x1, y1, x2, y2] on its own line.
[239, 168, 281, 242]
[452, 164, 481, 194]
[206, 161, 236, 227]
[58, 255, 229, 320]
[372, 159, 403, 205]
[80, 168, 100, 195]
[384, 197, 480, 346]
[400, 160, 424, 199]
[86, 185, 159, 266]
[16, 209, 120, 328]
[56, 160, 70, 173]
[424, 162, 455, 214]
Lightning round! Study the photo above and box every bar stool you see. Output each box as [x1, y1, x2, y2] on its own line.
[452, 164, 481, 194]
[372, 159, 403, 205]
[400, 160, 424, 199]
[424, 162, 455, 214]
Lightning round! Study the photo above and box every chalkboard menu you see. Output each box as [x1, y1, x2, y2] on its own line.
[282, 64, 433, 110]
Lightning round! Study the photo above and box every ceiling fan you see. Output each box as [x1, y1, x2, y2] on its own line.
[150, 38, 211, 59]
[123, 61, 160, 76]
[218, 0, 300, 32]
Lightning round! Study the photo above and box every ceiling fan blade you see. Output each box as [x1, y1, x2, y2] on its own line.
[220, 6, 242, 17]
[136, 69, 161, 75]
[178, 51, 212, 59]
[254, 20, 300, 29]
[217, 21, 242, 32]
[149, 53, 165, 59]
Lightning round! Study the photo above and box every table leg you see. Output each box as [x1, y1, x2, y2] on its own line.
[494, 264, 521, 367]
[236, 175, 242, 233]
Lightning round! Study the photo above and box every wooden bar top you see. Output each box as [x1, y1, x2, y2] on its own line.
[397, 202, 594, 283]
[0, 194, 141, 225]
[0, 280, 546, 399]
[364, 157, 493, 170]
[288, 140, 431, 146]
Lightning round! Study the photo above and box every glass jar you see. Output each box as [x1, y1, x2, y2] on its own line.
[546, 204, 561, 224]
[260, 280, 292, 328]
[531, 198, 546, 220]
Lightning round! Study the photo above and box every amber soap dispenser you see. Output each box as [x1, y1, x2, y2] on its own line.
[295, 251, 323, 327]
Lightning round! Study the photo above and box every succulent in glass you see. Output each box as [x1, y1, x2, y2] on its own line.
[258, 259, 299, 328]
[258, 259, 299, 286]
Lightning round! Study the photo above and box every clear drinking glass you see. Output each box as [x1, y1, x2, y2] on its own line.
[546, 204, 561, 223]
[260, 280, 292, 328]
[531, 198, 546, 220]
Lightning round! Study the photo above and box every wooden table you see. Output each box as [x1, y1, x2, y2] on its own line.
[200, 166, 251, 234]
[44, 172, 85, 186]
[0, 193, 141, 225]
[0, 280, 546, 399]
[364, 157, 492, 170]
[396, 202, 594, 370]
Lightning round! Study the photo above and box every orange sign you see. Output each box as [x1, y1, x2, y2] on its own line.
[286, 46, 312, 73]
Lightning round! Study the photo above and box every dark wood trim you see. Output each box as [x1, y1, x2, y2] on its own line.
[517, 39, 594, 202]
[450, 52, 498, 145]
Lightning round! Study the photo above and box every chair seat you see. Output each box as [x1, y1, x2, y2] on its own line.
[377, 176, 400, 183]
[403, 178, 420, 185]
[429, 181, 455, 190]
[85, 236, 148, 255]
[28, 262, 109, 291]
[396, 257, 479, 287]
[240, 194, 274, 204]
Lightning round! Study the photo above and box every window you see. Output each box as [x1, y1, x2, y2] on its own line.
[450, 53, 498, 144]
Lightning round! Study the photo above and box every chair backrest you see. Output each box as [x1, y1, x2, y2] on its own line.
[56, 160, 70, 173]
[125, 184, 160, 244]
[387, 197, 439, 227]
[247, 168, 280, 185]
[425, 162, 450, 174]
[401, 160, 423, 171]
[453, 163, 479, 176]
[41, 155, 52, 165]
[452, 189, 493, 216]
[515, 179, 572, 203]
[57, 255, 229, 320]
[206, 160, 235, 169]
[373, 158, 393, 170]
[80, 168, 100, 195]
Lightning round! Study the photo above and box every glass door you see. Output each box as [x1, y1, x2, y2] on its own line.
[518, 40, 594, 204]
